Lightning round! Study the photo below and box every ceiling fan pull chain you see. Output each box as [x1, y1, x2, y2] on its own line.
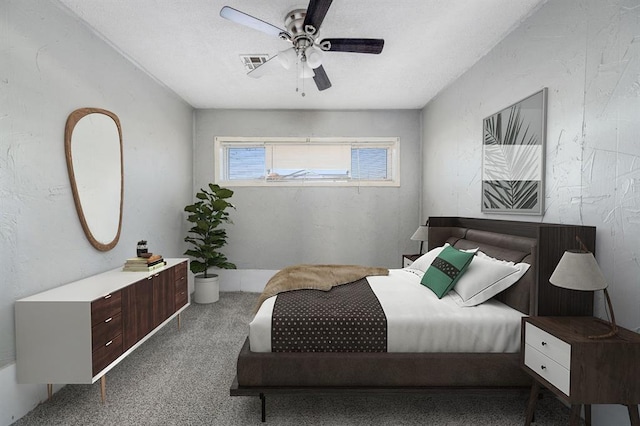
[295, 59, 305, 96]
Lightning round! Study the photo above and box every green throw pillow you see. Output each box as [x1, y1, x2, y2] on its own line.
[421, 245, 475, 298]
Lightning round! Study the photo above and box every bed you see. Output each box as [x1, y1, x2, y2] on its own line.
[231, 217, 596, 422]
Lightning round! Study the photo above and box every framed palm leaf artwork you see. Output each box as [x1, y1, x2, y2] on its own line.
[482, 88, 547, 214]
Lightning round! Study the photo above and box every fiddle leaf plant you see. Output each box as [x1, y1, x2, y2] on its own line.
[184, 183, 236, 277]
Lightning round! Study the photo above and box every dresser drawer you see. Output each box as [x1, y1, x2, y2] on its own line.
[174, 261, 187, 277]
[92, 312, 122, 352]
[92, 333, 123, 376]
[525, 322, 571, 369]
[175, 287, 188, 310]
[524, 343, 571, 396]
[91, 291, 122, 326]
[174, 271, 187, 291]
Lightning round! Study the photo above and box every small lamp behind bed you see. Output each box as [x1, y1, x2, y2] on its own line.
[410, 222, 429, 254]
[549, 249, 618, 339]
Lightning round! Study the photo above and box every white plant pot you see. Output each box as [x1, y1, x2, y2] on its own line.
[194, 274, 220, 304]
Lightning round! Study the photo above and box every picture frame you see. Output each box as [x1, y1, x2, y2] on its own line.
[481, 88, 547, 215]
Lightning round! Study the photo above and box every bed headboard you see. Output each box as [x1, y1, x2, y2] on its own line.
[427, 217, 596, 317]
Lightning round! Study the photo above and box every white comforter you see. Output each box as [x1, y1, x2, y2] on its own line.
[249, 268, 524, 353]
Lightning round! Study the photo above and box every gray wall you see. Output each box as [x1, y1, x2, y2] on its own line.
[195, 109, 422, 270]
[0, 0, 193, 372]
[421, 0, 639, 424]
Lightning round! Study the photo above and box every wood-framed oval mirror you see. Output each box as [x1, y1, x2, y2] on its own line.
[65, 108, 123, 251]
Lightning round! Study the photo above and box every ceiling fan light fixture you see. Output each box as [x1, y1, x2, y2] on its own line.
[277, 47, 297, 70]
[305, 46, 323, 69]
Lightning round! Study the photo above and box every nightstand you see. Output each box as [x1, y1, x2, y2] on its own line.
[521, 316, 640, 426]
[402, 254, 421, 268]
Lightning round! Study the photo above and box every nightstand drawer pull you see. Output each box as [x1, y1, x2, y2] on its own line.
[104, 317, 112, 323]
[105, 340, 113, 347]
[104, 294, 112, 300]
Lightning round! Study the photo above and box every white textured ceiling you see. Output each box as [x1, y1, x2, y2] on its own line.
[54, 0, 546, 110]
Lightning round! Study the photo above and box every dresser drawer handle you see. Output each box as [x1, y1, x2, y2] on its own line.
[540, 365, 546, 370]
[104, 317, 113, 323]
[105, 340, 113, 347]
[154, 273, 159, 277]
[541, 341, 547, 346]
[104, 294, 112, 300]
[148, 276, 153, 280]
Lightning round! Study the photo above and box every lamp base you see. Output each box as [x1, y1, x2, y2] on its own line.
[588, 288, 618, 339]
[588, 323, 618, 339]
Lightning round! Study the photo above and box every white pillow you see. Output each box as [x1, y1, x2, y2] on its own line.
[407, 245, 446, 272]
[451, 251, 530, 307]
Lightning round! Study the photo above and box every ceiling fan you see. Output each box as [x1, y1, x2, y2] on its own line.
[220, 0, 384, 92]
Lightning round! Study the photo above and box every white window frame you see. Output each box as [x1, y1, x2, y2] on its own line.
[214, 136, 400, 187]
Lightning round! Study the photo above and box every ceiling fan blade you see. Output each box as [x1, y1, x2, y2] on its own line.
[312, 65, 332, 91]
[247, 55, 281, 78]
[220, 6, 289, 38]
[303, 0, 333, 33]
[321, 38, 385, 54]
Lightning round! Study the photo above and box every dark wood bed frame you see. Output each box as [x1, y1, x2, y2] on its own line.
[230, 217, 596, 422]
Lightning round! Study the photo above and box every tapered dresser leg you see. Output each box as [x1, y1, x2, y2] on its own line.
[47, 384, 52, 400]
[260, 393, 266, 422]
[100, 376, 106, 403]
[628, 404, 640, 426]
[584, 404, 591, 426]
[178, 313, 181, 330]
[524, 381, 540, 425]
[569, 404, 582, 426]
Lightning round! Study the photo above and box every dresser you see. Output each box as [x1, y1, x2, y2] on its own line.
[521, 316, 640, 425]
[15, 258, 189, 402]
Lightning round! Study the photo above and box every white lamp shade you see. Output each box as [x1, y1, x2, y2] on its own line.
[549, 250, 608, 291]
[305, 46, 323, 69]
[410, 225, 429, 241]
[277, 48, 297, 70]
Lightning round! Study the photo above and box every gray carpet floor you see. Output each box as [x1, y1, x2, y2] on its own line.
[13, 292, 573, 425]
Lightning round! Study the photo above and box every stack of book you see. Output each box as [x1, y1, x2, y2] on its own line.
[123, 254, 166, 272]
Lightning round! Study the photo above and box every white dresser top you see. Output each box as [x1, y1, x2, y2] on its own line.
[16, 258, 188, 303]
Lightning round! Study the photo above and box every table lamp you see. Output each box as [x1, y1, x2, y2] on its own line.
[549, 250, 618, 339]
[411, 223, 429, 254]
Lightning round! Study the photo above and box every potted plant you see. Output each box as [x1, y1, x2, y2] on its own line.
[184, 183, 236, 303]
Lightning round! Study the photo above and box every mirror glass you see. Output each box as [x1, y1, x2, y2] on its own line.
[65, 108, 123, 251]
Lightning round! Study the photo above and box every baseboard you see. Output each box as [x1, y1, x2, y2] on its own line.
[215, 269, 278, 293]
[0, 363, 62, 426]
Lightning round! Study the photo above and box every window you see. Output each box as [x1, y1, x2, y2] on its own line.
[214, 137, 400, 187]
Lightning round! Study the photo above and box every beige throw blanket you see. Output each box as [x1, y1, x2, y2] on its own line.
[254, 264, 389, 312]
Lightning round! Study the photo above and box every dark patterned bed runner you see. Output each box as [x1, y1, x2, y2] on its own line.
[271, 278, 387, 352]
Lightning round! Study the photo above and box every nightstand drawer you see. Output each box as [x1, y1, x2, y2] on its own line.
[525, 343, 570, 396]
[525, 322, 571, 368]
[403, 254, 421, 268]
